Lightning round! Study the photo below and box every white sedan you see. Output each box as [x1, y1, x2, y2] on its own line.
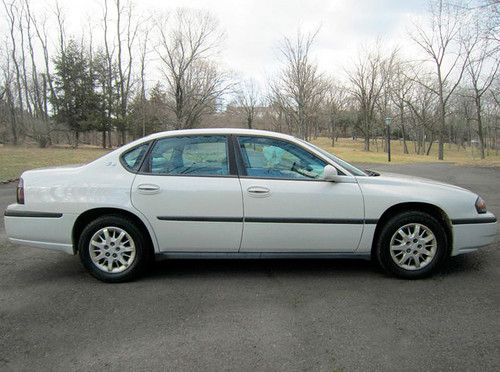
[4, 129, 497, 282]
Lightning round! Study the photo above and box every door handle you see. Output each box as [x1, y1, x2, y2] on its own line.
[137, 184, 160, 194]
[247, 186, 271, 197]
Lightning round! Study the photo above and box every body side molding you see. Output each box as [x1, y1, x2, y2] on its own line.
[157, 216, 379, 224]
[4, 210, 63, 218]
[451, 217, 497, 225]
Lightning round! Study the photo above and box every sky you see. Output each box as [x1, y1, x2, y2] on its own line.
[31, 0, 430, 87]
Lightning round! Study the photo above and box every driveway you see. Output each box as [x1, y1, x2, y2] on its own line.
[0, 163, 499, 371]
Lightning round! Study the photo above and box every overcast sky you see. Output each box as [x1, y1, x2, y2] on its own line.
[56, 0, 430, 86]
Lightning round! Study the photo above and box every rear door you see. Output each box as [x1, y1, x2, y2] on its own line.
[131, 135, 243, 252]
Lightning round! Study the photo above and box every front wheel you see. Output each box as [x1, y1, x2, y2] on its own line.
[79, 215, 149, 282]
[375, 211, 448, 279]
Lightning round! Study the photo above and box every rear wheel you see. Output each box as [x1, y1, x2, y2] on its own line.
[375, 211, 448, 279]
[79, 215, 149, 282]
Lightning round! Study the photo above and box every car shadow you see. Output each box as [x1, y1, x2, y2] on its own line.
[144, 251, 489, 282]
[440, 252, 488, 276]
[143, 258, 382, 282]
[8, 249, 489, 285]
[144, 257, 376, 279]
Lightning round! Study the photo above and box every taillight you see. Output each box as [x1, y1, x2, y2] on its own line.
[16, 178, 24, 204]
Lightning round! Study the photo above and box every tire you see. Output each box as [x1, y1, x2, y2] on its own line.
[78, 215, 150, 283]
[375, 211, 448, 279]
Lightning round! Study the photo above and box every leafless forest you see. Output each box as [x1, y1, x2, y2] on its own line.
[0, 0, 498, 160]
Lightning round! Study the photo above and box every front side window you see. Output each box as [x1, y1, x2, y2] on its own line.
[237, 136, 327, 180]
[302, 141, 366, 176]
[146, 135, 229, 176]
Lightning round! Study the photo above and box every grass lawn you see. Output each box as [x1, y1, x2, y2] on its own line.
[311, 137, 500, 167]
[0, 146, 110, 182]
[0, 137, 498, 182]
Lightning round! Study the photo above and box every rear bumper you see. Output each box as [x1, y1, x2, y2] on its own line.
[451, 216, 497, 256]
[7, 238, 74, 254]
[4, 206, 76, 255]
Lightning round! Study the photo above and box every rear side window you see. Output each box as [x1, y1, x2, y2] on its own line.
[121, 143, 148, 172]
[145, 135, 229, 176]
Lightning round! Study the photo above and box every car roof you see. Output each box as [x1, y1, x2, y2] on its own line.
[143, 128, 299, 142]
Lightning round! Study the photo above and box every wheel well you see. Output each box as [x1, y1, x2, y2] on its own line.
[72, 208, 155, 254]
[371, 202, 453, 257]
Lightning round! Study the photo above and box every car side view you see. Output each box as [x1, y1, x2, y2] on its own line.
[4, 129, 497, 282]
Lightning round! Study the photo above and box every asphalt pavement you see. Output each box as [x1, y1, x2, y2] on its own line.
[0, 163, 499, 371]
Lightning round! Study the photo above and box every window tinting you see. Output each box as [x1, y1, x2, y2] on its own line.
[147, 136, 229, 176]
[238, 136, 327, 180]
[121, 143, 148, 172]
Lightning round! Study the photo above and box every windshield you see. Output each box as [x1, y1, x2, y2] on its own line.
[301, 141, 367, 177]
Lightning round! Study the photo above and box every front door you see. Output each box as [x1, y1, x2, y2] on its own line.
[131, 135, 243, 252]
[236, 136, 364, 252]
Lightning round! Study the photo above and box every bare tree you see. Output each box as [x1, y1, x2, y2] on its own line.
[101, 0, 116, 147]
[462, 12, 500, 158]
[181, 59, 230, 128]
[2, 56, 19, 145]
[235, 79, 260, 129]
[132, 23, 151, 138]
[99, 0, 140, 146]
[324, 80, 348, 146]
[22, 0, 54, 147]
[29, 1, 58, 115]
[410, 0, 472, 160]
[389, 59, 415, 154]
[156, 9, 228, 129]
[115, 0, 139, 144]
[17, 2, 32, 117]
[3, 0, 23, 144]
[403, 75, 439, 155]
[270, 29, 327, 140]
[348, 45, 395, 151]
[266, 95, 288, 133]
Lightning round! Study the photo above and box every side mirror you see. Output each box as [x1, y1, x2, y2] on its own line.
[323, 165, 340, 182]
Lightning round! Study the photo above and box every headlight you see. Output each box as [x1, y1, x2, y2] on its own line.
[475, 196, 487, 214]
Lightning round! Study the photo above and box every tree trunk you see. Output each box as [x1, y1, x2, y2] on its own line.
[107, 130, 112, 148]
[364, 135, 370, 151]
[426, 138, 434, 156]
[330, 117, 335, 147]
[438, 105, 445, 160]
[422, 128, 426, 155]
[6, 87, 18, 145]
[101, 130, 106, 149]
[475, 96, 485, 159]
[437, 70, 446, 160]
[400, 107, 408, 154]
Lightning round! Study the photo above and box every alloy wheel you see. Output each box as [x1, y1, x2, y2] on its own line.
[389, 223, 437, 271]
[89, 226, 136, 273]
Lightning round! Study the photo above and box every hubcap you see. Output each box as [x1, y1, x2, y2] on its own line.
[389, 223, 437, 271]
[89, 227, 136, 274]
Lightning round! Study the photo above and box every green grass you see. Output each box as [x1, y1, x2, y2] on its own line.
[0, 146, 109, 182]
[0, 138, 498, 182]
[310, 137, 500, 166]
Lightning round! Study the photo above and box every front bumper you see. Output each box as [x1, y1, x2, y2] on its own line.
[451, 214, 497, 256]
